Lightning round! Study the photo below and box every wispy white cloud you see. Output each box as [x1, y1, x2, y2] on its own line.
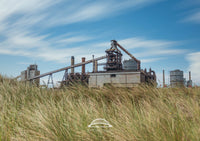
[183, 11, 200, 24]
[0, 33, 91, 63]
[45, 0, 161, 26]
[187, 52, 200, 85]
[56, 36, 92, 44]
[178, 0, 200, 24]
[119, 37, 179, 49]
[0, 0, 162, 58]
[1, 0, 181, 65]
[0, 0, 161, 30]
[179, 0, 200, 8]
[0, 0, 58, 23]
[0, 35, 185, 64]
[117, 37, 186, 59]
[134, 49, 186, 58]
[141, 57, 164, 63]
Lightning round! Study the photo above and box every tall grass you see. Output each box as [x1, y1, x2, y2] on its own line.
[0, 75, 200, 141]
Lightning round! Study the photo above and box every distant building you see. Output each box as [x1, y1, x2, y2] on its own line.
[170, 69, 184, 87]
[21, 64, 40, 86]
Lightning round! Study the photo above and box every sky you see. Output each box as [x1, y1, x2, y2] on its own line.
[0, 0, 200, 86]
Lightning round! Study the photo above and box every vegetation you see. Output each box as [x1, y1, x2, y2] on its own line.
[0, 75, 200, 141]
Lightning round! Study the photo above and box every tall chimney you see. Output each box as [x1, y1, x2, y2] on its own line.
[71, 56, 74, 74]
[94, 60, 98, 72]
[163, 70, 165, 87]
[189, 71, 191, 81]
[82, 57, 85, 74]
[92, 55, 95, 72]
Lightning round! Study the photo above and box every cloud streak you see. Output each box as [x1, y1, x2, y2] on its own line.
[0, 34, 186, 64]
[118, 37, 186, 59]
[0, 0, 165, 63]
[0, 0, 161, 30]
[184, 11, 200, 24]
[179, 0, 200, 24]
[0, 0, 185, 65]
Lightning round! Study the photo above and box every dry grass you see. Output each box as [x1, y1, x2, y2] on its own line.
[0, 75, 200, 141]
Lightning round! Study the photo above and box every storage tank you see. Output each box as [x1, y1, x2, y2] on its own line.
[123, 59, 138, 71]
[170, 69, 184, 87]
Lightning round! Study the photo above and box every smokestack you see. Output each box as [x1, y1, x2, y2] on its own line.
[189, 71, 191, 81]
[71, 56, 74, 74]
[82, 57, 85, 74]
[94, 60, 98, 72]
[163, 70, 165, 87]
[92, 55, 95, 72]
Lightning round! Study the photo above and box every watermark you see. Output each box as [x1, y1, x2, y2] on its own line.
[88, 118, 112, 128]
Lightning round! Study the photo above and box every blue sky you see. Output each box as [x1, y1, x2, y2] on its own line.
[0, 0, 200, 86]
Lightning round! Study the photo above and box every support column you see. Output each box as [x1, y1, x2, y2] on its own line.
[163, 70, 165, 87]
[71, 56, 74, 74]
[82, 57, 85, 74]
[94, 60, 98, 72]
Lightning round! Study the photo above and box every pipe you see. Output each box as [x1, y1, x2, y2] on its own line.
[115, 40, 141, 70]
[71, 56, 75, 74]
[82, 57, 85, 74]
[163, 70, 165, 87]
[189, 71, 191, 81]
[28, 55, 107, 80]
[94, 60, 98, 72]
[92, 55, 95, 72]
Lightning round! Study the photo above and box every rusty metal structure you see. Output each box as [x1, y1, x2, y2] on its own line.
[104, 40, 123, 71]
[19, 40, 157, 88]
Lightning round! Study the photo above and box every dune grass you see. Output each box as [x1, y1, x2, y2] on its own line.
[0, 75, 200, 141]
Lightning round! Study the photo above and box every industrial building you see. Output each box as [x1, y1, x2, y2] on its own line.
[170, 69, 184, 87]
[162, 69, 192, 88]
[20, 40, 156, 88]
[89, 71, 146, 87]
[87, 40, 156, 87]
[21, 64, 40, 86]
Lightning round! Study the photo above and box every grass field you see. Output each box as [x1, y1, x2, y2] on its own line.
[0, 75, 200, 141]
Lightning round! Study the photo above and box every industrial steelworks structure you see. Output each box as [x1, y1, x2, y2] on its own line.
[20, 40, 156, 88]
[169, 69, 192, 87]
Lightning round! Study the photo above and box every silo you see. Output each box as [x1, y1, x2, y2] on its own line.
[27, 64, 40, 86]
[123, 59, 138, 71]
[170, 70, 184, 87]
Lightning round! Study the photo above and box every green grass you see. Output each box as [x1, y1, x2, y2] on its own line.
[0, 75, 200, 141]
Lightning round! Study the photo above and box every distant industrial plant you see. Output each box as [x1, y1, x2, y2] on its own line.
[19, 40, 193, 88]
[162, 69, 192, 88]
